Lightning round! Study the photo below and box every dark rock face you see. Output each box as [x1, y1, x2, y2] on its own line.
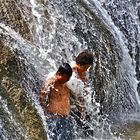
[0, 1, 48, 139]
[0, 40, 47, 140]
[0, 0, 32, 41]
[101, 0, 140, 98]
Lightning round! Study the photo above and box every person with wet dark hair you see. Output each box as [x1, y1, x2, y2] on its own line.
[67, 50, 94, 94]
[56, 63, 73, 78]
[67, 50, 94, 136]
[73, 50, 93, 82]
[75, 50, 93, 66]
[39, 63, 75, 140]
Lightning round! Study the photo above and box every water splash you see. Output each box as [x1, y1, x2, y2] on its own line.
[0, 0, 140, 139]
[0, 96, 29, 140]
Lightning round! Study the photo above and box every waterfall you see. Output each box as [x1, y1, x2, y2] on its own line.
[0, 0, 140, 139]
[85, 0, 140, 114]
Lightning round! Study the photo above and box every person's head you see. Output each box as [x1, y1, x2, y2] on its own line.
[56, 63, 72, 84]
[75, 50, 93, 72]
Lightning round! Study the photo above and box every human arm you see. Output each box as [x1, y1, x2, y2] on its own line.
[39, 79, 53, 111]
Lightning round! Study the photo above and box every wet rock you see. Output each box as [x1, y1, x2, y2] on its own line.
[0, 40, 47, 140]
[0, 0, 32, 41]
[101, 0, 140, 105]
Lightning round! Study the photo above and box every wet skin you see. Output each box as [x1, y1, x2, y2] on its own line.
[39, 74, 71, 116]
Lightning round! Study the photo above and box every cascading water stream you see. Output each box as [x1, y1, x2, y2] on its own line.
[85, 0, 140, 113]
[97, 0, 140, 119]
[0, 95, 29, 140]
[81, 0, 140, 106]
[0, 0, 140, 139]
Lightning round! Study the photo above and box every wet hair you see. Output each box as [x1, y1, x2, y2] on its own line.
[56, 63, 72, 77]
[76, 50, 93, 66]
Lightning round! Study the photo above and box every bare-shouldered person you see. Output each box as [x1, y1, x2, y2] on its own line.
[39, 63, 75, 140]
[39, 74, 70, 117]
[67, 50, 94, 117]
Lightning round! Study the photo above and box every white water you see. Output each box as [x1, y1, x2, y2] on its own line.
[0, 96, 29, 140]
[0, 0, 140, 139]
[81, 0, 140, 107]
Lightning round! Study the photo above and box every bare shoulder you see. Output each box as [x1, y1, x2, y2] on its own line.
[65, 84, 72, 92]
[39, 76, 55, 95]
[44, 77, 55, 86]
[41, 76, 55, 92]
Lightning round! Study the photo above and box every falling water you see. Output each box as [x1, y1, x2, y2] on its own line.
[0, 0, 140, 139]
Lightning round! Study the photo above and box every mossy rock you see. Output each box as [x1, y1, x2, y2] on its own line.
[0, 40, 47, 140]
[0, 0, 32, 41]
